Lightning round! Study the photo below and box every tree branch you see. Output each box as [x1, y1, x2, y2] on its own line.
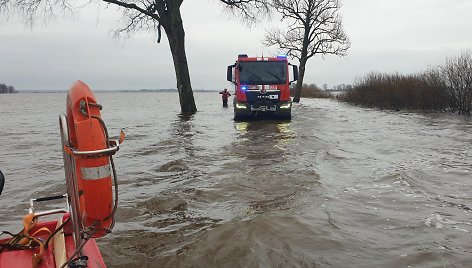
[101, 0, 159, 20]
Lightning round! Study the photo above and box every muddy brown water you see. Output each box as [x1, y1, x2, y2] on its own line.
[1, 92, 471, 267]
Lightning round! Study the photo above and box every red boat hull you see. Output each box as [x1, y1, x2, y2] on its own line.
[0, 219, 106, 268]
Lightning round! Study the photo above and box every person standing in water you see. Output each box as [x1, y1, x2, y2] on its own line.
[219, 88, 232, 107]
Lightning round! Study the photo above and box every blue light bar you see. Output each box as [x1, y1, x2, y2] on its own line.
[241, 85, 248, 91]
[277, 54, 287, 58]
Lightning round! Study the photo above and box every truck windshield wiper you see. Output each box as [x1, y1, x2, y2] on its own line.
[265, 71, 283, 83]
[244, 70, 263, 82]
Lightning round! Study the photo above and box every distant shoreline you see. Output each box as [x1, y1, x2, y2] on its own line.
[14, 89, 218, 93]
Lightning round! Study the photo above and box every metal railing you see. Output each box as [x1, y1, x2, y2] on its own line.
[59, 113, 83, 255]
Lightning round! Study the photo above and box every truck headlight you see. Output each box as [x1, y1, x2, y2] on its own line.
[280, 102, 291, 109]
[235, 102, 247, 109]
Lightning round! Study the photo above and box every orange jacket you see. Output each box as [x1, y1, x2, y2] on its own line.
[219, 91, 231, 99]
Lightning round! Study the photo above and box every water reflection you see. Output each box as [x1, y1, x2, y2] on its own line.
[231, 120, 295, 163]
[234, 120, 291, 132]
[170, 113, 196, 157]
[234, 121, 249, 133]
[274, 122, 294, 146]
[234, 120, 294, 146]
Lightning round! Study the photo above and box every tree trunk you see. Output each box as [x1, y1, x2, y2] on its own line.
[160, 4, 197, 114]
[293, 24, 310, 103]
[293, 58, 307, 103]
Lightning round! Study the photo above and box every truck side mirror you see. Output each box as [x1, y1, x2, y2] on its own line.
[293, 65, 299, 82]
[0, 170, 4, 196]
[227, 65, 234, 82]
[289, 64, 299, 83]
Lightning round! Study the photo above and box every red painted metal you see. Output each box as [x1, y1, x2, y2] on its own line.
[233, 56, 291, 102]
[0, 219, 106, 268]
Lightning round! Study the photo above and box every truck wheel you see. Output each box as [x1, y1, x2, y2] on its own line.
[234, 111, 242, 121]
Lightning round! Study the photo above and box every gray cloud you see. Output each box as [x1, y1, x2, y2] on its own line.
[1, 0, 471, 91]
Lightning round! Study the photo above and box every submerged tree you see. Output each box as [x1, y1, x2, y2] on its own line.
[264, 0, 350, 103]
[443, 51, 472, 115]
[0, 83, 16, 94]
[0, 0, 269, 113]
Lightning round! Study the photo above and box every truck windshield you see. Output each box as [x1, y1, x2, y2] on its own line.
[238, 61, 287, 85]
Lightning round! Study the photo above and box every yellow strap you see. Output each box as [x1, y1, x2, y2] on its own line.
[29, 236, 44, 268]
[4, 213, 49, 268]
[33, 253, 42, 268]
[23, 213, 37, 233]
[119, 129, 126, 144]
[63, 145, 74, 156]
[15, 213, 38, 246]
[31, 227, 52, 237]
[6, 213, 36, 246]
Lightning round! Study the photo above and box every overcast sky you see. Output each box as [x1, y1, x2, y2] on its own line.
[1, 0, 471, 91]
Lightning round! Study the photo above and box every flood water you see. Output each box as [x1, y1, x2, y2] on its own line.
[0, 92, 471, 267]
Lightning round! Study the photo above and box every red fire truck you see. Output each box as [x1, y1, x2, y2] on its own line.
[227, 54, 298, 119]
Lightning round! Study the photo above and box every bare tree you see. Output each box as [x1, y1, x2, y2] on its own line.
[443, 51, 472, 115]
[264, 0, 350, 102]
[0, 0, 269, 113]
[0, 83, 16, 93]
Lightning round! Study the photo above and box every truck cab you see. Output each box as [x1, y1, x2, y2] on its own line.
[227, 54, 298, 120]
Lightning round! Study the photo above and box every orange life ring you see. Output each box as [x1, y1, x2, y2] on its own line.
[66, 81, 113, 238]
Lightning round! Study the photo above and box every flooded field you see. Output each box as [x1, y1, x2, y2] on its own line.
[1, 92, 471, 267]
